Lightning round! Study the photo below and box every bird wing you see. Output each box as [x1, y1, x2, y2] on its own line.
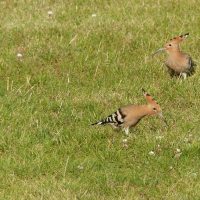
[186, 55, 196, 75]
[91, 108, 126, 127]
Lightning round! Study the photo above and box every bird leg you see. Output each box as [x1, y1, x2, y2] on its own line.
[181, 72, 187, 80]
[178, 72, 187, 80]
[123, 127, 129, 135]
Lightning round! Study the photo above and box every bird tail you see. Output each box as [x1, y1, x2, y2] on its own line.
[91, 109, 125, 126]
[91, 119, 107, 126]
[91, 112, 119, 126]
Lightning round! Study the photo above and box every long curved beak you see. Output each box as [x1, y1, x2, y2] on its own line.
[182, 32, 189, 39]
[152, 48, 165, 57]
[158, 112, 168, 127]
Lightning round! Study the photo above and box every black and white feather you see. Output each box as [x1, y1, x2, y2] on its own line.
[91, 109, 126, 127]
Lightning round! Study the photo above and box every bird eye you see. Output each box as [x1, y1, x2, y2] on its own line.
[168, 44, 172, 46]
[153, 108, 157, 111]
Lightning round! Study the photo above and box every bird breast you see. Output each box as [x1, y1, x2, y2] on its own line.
[165, 55, 190, 73]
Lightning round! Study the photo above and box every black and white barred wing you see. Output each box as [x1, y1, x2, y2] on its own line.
[91, 109, 126, 127]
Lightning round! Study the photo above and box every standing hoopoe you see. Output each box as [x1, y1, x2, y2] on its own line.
[91, 89, 166, 135]
[152, 33, 196, 79]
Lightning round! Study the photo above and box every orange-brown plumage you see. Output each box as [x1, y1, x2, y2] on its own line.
[92, 89, 165, 135]
[153, 33, 196, 79]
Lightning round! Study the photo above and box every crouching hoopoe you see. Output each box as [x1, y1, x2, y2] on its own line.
[92, 89, 166, 135]
[152, 33, 196, 79]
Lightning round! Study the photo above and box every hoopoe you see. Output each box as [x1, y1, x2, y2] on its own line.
[92, 89, 166, 135]
[152, 33, 196, 79]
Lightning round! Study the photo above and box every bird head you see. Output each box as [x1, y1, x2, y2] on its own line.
[142, 89, 168, 126]
[152, 33, 189, 56]
[142, 88, 162, 115]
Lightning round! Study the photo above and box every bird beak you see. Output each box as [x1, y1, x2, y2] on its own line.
[158, 112, 168, 127]
[182, 33, 189, 39]
[152, 48, 165, 57]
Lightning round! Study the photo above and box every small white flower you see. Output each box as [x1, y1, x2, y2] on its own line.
[176, 148, 181, 153]
[122, 139, 128, 143]
[92, 13, 97, 17]
[17, 53, 23, 58]
[148, 151, 155, 156]
[77, 165, 84, 170]
[48, 10, 53, 16]
[169, 166, 173, 170]
[174, 149, 182, 159]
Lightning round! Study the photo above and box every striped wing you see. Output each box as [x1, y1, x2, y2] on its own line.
[187, 56, 196, 75]
[91, 108, 126, 127]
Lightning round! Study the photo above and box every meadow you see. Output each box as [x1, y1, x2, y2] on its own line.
[1, 0, 200, 199]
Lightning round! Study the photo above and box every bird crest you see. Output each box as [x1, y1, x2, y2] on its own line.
[152, 33, 190, 56]
[142, 88, 158, 106]
[169, 33, 189, 44]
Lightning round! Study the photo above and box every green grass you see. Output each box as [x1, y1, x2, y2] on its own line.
[1, 0, 200, 199]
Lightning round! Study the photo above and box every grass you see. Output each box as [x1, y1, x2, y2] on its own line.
[0, 0, 200, 199]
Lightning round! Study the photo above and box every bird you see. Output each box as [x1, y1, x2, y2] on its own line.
[91, 89, 166, 135]
[152, 33, 196, 79]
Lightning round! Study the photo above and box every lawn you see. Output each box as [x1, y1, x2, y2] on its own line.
[1, 0, 200, 199]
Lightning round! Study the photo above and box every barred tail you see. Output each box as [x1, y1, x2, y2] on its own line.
[91, 116, 113, 126]
[91, 120, 106, 126]
[91, 109, 126, 126]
